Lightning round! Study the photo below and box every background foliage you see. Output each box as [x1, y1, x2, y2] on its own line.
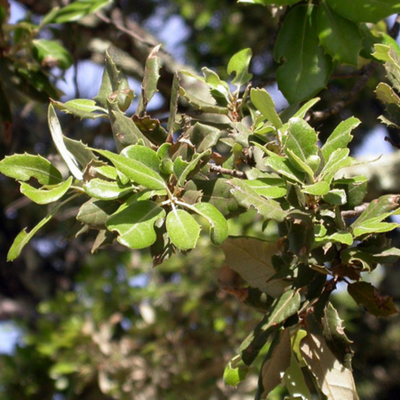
[1, 1, 400, 399]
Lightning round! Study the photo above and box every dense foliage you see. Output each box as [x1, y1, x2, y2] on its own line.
[1, 1, 400, 399]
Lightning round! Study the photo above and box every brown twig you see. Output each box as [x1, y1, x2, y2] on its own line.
[209, 165, 245, 178]
[341, 202, 370, 219]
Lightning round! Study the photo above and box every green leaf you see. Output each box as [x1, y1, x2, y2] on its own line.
[283, 350, 312, 400]
[322, 303, 354, 369]
[84, 178, 134, 200]
[173, 151, 211, 189]
[353, 221, 399, 238]
[245, 177, 287, 199]
[321, 117, 360, 162]
[187, 122, 221, 153]
[223, 355, 249, 387]
[166, 209, 201, 250]
[106, 200, 166, 249]
[291, 97, 321, 120]
[334, 176, 368, 209]
[348, 282, 398, 317]
[77, 199, 120, 228]
[323, 189, 347, 205]
[275, 5, 333, 104]
[95, 149, 166, 190]
[7, 196, 73, 261]
[373, 44, 400, 92]
[227, 48, 253, 88]
[107, 100, 151, 152]
[221, 237, 289, 298]
[263, 148, 305, 184]
[285, 117, 320, 164]
[167, 72, 180, 135]
[137, 45, 161, 114]
[179, 86, 229, 115]
[184, 178, 241, 218]
[20, 176, 73, 204]
[45, 0, 112, 23]
[241, 290, 301, 365]
[316, 3, 362, 66]
[63, 136, 97, 169]
[351, 195, 400, 230]
[50, 98, 107, 119]
[326, 0, 400, 23]
[48, 105, 83, 180]
[192, 202, 228, 245]
[238, 0, 301, 6]
[302, 181, 330, 195]
[121, 145, 160, 173]
[301, 334, 359, 399]
[229, 178, 286, 222]
[250, 88, 282, 129]
[0, 153, 62, 185]
[202, 67, 231, 104]
[132, 115, 168, 146]
[32, 39, 73, 69]
[319, 148, 353, 183]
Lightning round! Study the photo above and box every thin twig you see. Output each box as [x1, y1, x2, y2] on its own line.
[209, 165, 246, 178]
[341, 203, 370, 219]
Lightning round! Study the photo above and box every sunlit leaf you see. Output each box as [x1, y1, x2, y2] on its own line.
[227, 48, 253, 88]
[301, 334, 359, 400]
[250, 88, 282, 129]
[84, 178, 134, 200]
[51, 98, 107, 119]
[48, 105, 83, 180]
[166, 209, 201, 250]
[95, 149, 166, 189]
[107, 200, 166, 249]
[223, 355, 249, 387]
[0, 153, 62, 185]
[32, 39, 73, 69]
[193, 202, 228, 245]
[321, 117, 360, 162]
[229, 178, 287, 222]
[20, 176, 73, 204]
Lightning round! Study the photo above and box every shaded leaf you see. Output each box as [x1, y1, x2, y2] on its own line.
[77, 199, 120, 228]
[326, 0, 400, 23]
[221, 237, 289, 298]
[283, 350, 312, 400]
[258, 328, 291, 398]
[275, 5, 333, 103]
[348, 282, 398, 317]
[316, 3, 362, 66]
[240, 290, 301, 365]
[322, 303, 354, 370]
[132, 115, 167, 146]
[187, 122, 221, 153]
